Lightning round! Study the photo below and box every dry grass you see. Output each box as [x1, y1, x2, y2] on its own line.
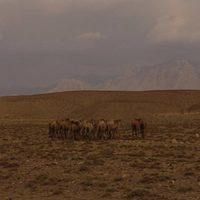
[0, 91, 200, 199]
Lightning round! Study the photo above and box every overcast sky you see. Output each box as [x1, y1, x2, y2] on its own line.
[0, 0, 200, 88]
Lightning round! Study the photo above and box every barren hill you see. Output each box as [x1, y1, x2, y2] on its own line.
[1, 90, 200, 120]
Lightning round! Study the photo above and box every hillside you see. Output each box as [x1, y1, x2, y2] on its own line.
[1, 90, 200, 120]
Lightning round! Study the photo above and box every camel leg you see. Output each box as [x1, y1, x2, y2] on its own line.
[131, 128, 134, 139]
[73, 132, 76, 141]
[135, 129, 138, 139]
[141, 129, 145, 139]
[48, 127, 52, 138]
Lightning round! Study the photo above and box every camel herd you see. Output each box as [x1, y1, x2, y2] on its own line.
[48, 118, 146, 140]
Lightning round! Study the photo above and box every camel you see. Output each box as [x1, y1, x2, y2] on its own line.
[107, 119, 121, 139]
[81, 120, 96, 140]
[49, 120, 60, 138]
[60, 118, 71, 139]
[96, 119, 107, 140]
[49, 118, 145, 141]
[70, 119, 82, 140]
[131, 118, 146, 139]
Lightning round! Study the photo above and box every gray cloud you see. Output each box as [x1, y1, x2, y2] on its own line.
[0, 34, 3, 41]
[77, 32, 107, 40]
[147, 0, 200, 43]
[0, 0, 200, 90]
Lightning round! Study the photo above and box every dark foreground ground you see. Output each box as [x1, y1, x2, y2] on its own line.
[0, 113, 200, 200]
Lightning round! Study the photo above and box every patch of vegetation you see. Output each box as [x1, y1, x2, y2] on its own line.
[97, 182, 108, 188]
[80, 179, 93, 187]
[139, 176, 157, 184]
[52, 188, 64, 196]
[105, 187, 116, 193]
[101, 192, 112, 198]
[25, 174, 61, 188]
[113, 176, 123, 182]
[78, 165, 89, 172]
[0, 161, 19, 168]
[177, 186, 193, 193]
[130, 160, 147, 169]
[123, 188, 151, 199]
[158, 175, 170, 182]
[184, 171, 195, 177]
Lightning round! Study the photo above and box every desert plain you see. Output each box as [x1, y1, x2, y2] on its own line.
[0, 91, 200, 200]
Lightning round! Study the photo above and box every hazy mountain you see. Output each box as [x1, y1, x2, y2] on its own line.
[45, 75, 117, 93]
[47, 60, 200, 93]
[74, 74, 116, 86]
[100, 60, 200, 90]
[1, 60, 200, 96]
[0, 85, 52, 96]
[47, 79, 91, 93]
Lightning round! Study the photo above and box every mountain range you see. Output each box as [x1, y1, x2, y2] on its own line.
[48, 60, 200, 93]
[1, 60, 200, 96]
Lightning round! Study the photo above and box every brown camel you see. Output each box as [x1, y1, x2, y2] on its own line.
[96, 119, 107, 140]
[107, 119, 121, 139]
[81, 120, 96, 140]
[60, 118, 71, 139]
[70, 119, 82, 140]
[49, 120, 60, 138]
[131, 118, 146, 139]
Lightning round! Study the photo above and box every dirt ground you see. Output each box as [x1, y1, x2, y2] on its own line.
[0, 113, 200, 200]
